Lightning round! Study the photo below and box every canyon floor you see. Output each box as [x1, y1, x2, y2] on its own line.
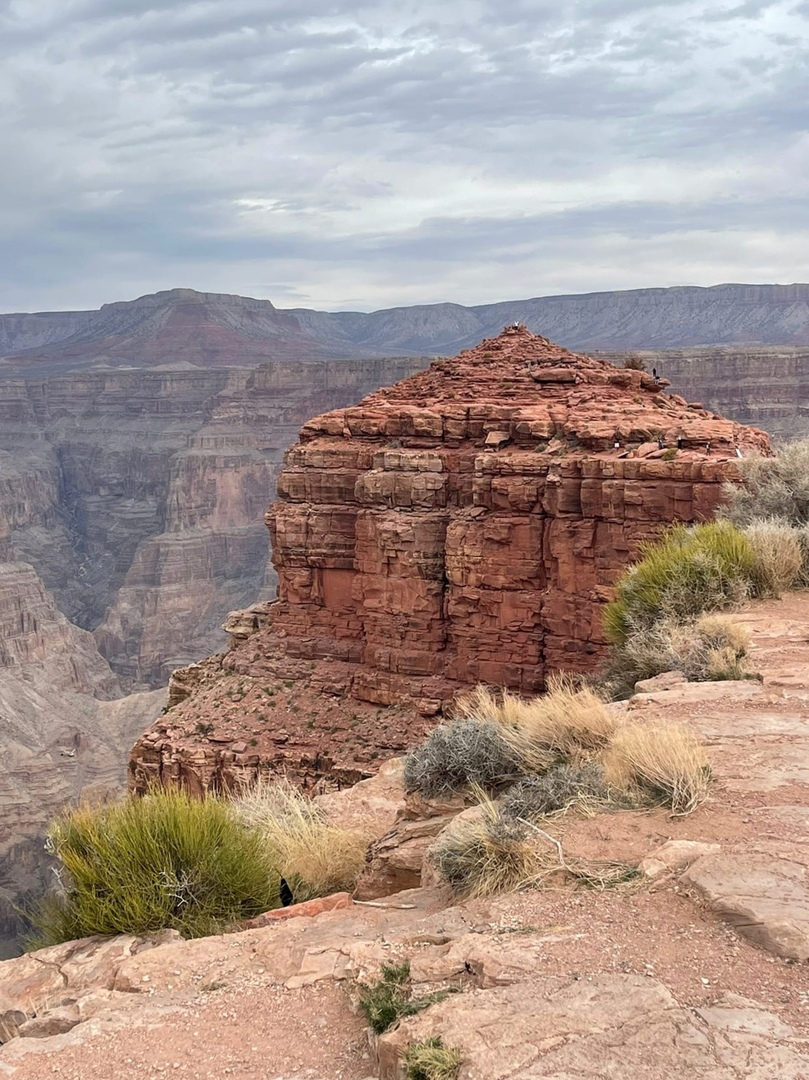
[2, 593, 809, 1079]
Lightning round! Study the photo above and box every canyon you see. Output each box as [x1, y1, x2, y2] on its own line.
[0, 282, 807, 957]
[0, 344, 426, 954]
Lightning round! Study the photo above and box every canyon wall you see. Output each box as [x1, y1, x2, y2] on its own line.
[0, 357, 427, 687]
[129, 327, 768, 798]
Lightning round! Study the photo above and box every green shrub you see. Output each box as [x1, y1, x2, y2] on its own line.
[357, 961, 453, 1034]
[603, 521, 755, 644]
[500, 763, 608, 820]
[30, 789, 280, 946]
[723, 439, 809, 527]
[403, 1037, 462, 1080]
[403, 718, 525, 798]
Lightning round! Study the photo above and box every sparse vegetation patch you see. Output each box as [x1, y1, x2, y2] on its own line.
[357, 961, 454, 1034]
[402, 1037, 462, 1080]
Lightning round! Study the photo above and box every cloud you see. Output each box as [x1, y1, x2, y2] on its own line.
[1, 0, 808, 312]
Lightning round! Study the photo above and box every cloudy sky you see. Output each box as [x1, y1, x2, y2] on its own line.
[1, 0, 808, 313]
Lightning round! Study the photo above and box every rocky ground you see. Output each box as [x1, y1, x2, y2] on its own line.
[2, 593, 809, 1079]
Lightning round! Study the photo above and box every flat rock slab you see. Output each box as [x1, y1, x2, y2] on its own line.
[682, 853, 809, 961]
[376, 975, 809, 1079]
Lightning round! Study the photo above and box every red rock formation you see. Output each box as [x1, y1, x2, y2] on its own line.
[267, 325, 768, 700]
[129, 327, 769, 794]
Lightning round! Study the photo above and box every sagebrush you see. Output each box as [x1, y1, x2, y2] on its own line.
[722, 439, 809, 527]
[500, 762, 609, 820]
[603, 613, 751, 696]
[403, 716, 525, 798]
[30, 789, 280, 946]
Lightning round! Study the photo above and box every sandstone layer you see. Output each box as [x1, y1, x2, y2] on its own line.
[130, 326, 768, 796]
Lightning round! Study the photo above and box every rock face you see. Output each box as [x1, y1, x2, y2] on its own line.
[266, 325, 767, 700]
[130, 326, 767, 796]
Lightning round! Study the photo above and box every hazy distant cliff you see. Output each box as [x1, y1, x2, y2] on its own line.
[6, 284, 809, 365]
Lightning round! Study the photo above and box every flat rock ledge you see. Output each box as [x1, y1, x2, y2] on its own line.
[376, 976, 809, 1080]
[682, 853, 809, 961]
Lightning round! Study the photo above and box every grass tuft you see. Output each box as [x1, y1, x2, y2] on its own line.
[231, 778, 367, 903]
[603, 721, 711, 814]
[427, 793, 539, 899]
[29, 788, 280, 946]
[743, 517, 804, 597]
[402, 1037, 462, 1080]
[357, 961, 454, 1034]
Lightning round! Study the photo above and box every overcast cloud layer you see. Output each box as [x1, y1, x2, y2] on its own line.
[1, 0, 808, 312]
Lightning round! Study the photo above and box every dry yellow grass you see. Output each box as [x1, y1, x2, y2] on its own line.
[231, 779, 368, 902]
[603, 721, 711, 814]
[744, 517, 804, 597]
[455, 677, 616, 773]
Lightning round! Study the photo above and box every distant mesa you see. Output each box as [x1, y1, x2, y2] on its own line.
[5, 282, 809, 375]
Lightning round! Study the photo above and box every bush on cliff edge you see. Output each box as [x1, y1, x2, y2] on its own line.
[30, 788, 280, 946]
[602, 521, 755, 645]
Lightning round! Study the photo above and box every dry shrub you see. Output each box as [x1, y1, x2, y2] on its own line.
[723, 439, 809, 527]
[457, 677, 616, 771]
[231, 779, 367, 902]
[500, 762, 608, 820]
[402, 717, 526, 797]
[743, 517, 804, 597]
[403, 1037, 462, 1080]
[605, 613, 751, 695]
[428, 795, 539, 899]
[604, 722, 711, 814]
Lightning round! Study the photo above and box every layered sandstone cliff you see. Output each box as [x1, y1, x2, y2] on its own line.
[130, 327, 768, 796]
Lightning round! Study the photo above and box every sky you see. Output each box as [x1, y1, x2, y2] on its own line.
[1, 0, 809, 313]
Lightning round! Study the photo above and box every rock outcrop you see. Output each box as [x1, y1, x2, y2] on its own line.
[130, 326, 768, 795]
[599, 344, 809, 442]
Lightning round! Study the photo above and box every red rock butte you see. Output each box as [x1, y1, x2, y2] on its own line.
[266, 325, 769, 709]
